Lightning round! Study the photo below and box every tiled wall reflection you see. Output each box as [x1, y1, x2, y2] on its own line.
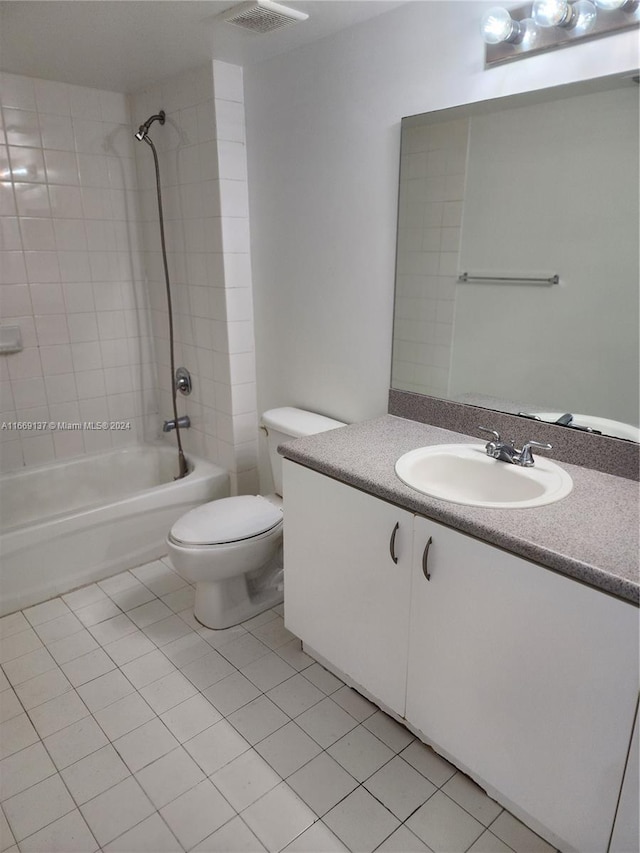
[0, 73, 157, 472]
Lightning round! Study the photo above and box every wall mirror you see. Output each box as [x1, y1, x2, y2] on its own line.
[391, 73, 639, 443]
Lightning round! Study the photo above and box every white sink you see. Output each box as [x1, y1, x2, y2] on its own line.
[395, 444, 573, 509]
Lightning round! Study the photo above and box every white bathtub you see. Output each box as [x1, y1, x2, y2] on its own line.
[0, 445, 229, 616]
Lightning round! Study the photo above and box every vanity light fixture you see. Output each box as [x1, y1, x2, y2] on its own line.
[481, 0, 639, 65]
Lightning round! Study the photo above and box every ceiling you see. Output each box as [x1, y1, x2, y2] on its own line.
[0, 0, 403, 93]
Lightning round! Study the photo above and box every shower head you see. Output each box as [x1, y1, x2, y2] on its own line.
[134, 110, 165, 141]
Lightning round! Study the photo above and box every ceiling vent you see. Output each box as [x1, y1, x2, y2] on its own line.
[223, 0, 309, 33]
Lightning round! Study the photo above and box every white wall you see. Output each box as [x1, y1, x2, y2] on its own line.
[244, 0, 639, 433]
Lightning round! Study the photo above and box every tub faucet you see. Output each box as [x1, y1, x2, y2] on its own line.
[163, 415, 190, 433]
[478, 428, 552, 467]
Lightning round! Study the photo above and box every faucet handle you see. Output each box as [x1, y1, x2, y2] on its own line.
[519, 439, 553, 467]
[478, 427, 501, 442]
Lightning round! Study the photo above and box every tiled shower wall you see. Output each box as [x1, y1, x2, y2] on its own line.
[391, 117, 468, 400]
[0, 72, 157, 472]
[131, 62, 258, 494]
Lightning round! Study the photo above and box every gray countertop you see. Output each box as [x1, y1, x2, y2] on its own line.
[279, 415, 640, 606]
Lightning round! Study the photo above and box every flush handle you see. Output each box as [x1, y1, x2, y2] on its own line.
[389, 522, 400, 565]
[422, 536, 433, 581]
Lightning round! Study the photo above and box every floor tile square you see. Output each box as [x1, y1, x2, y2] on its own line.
[135, 746, 205, 809]
[108, 585, 157, 612]
[18, 808, 99, 853]
[0, 689, 22, 724]
[0, 714, 39, 760]
[132, 561, 186, 597]
[161, 586, 196, 614]
[113, 718, 179, 773]
[184, 718, 250, 775]
[33, 612, 84, 645]
[28, 689, 89, 738]
[162, 632, 211, 668]
[182, 649, 236, 691]
[75, 599, 122, 628]
[211, 749, 281, 811]
[242, 782, 317, 853]
[400, 741, 457, 788]
[0, 628, 43, 664]
[242, 610, 279, 631]
[139, 670, 198, 715]
[44, 716, 109, 770]
[217, 633, 271, 669]
[287, 752, 358, 817]
[324, 787, 400, 853]
[14, 667, 71, 710]
[192, 815, 266, 852]
[331, 686, 377, 722]
[76, 669, 134, 713]
[489, 811, 557, 853]
[0, 742, 56, 801]
[327, 724, 395, 783]
[0, 613, 29, 639]
[127, 600, 173, 629]
[406, 790, 485, 853]
[282, 820, 348, 852]
[63, 585, 108, 612]
[160, 779, 235, 851]
[203, 672, 261, 717]
[254, 721, 322, 779]
[441, 772, 502, 826]
[228, 695, 289, 745]
[142, 615, 193, 647]
[2, 647, 55, 686]
[60, 648, 116, 687]
[160, 694, 222, 743]
[3, 774, 75, 842]
[102, 813, 182, 852]
[364, 755, 436, 820]
[468, 829, 516, 853]
[23, 598, 70, 627]
[249, 616, 297, 650]
[201, 623, 247, 650]
[103, 630, 157, 666]
[93, 692, 156, 741]
[301, 663, 344, 695]
[98, 571, 140, 597]
[88, 613, 136, 646]
[46, 630, 100, 665]
[375, 825, 433, 852]
[296, 697, 358, 748]
[275, 639, 314, 672]
[121, 649, 176, 689]
[241, 651, 297, 692]
[80, 776, 155, 847]
[61, 744, 130, 805]
[363, 710, 414, 753]
[266, 673, 326, 726]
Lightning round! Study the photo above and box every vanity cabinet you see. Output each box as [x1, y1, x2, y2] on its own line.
[283, 459, 413, 716]
[282, 460, 639, 853]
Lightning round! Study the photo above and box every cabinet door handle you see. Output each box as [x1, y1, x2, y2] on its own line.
[389, 522, 400, 564]
[422, 536, 433, 580]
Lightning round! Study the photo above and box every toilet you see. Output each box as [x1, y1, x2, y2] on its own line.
[167, 407, 345, 629]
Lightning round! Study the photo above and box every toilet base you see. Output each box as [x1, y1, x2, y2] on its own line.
[193, 563, 284, 629]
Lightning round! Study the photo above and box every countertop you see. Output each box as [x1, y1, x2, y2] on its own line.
[279, 415, 640, 605]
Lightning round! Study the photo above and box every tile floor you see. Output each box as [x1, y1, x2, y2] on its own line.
[0, 557, 558, 853]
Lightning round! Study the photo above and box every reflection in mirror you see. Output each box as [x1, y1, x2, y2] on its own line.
[391, 74, 639, 442]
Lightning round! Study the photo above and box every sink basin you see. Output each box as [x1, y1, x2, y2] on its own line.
[395, 444, 573, 508]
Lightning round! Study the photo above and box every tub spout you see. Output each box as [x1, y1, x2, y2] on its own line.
[163, 415, 190, 433]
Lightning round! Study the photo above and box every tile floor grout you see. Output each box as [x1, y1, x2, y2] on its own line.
[0, 557, 558, 853]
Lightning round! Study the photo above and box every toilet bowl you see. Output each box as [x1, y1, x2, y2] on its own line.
[167, 407, 345, 629]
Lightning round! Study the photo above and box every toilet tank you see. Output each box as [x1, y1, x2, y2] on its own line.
[261, 407, 345, 496]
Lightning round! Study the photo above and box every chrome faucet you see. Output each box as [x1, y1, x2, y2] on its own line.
[163, 415, 190, 433]
[479, 428, 552, 467]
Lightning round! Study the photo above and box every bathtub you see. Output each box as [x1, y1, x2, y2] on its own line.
[0, 445, 229, 616]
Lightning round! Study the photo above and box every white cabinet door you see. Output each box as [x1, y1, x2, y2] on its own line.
[283, 461, 413, 716]
[407, 515, 639, 853]
[610, 709, 639, 853]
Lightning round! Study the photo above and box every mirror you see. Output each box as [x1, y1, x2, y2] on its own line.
[391, 74, 639, 442]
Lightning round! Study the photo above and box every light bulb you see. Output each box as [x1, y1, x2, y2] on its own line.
[480, 7, 522, 43]
[594, 0, 628, 8]
[571, 0, 598, 30]
[519, 17, 541, 48]
[532, 0, 573, 26]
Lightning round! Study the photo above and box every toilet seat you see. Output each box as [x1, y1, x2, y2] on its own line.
[169, 495, 283, 547]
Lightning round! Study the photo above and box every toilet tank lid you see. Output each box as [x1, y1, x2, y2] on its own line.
[261, 407, 345, 438]
[170, 495, 283, 546]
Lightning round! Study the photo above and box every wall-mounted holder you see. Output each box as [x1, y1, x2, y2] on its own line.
[0, 326, 23, 354]
[175, 366, 192, 396]
[458, 272, 560, 285]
